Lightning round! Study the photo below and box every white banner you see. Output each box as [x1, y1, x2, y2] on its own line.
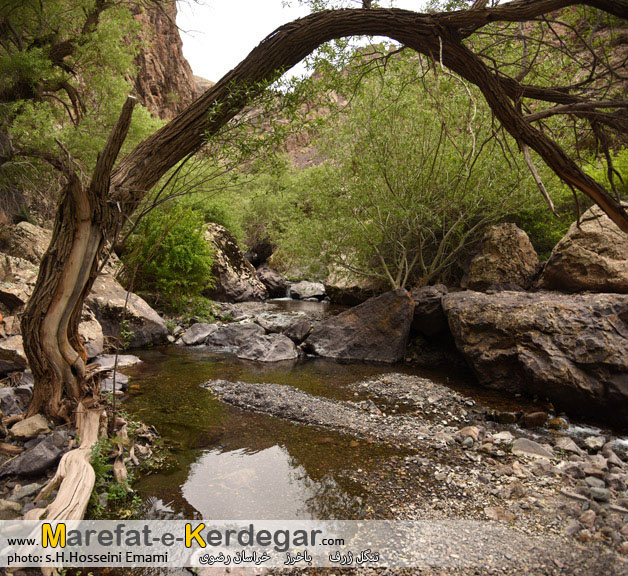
[0, 519, 575, 569]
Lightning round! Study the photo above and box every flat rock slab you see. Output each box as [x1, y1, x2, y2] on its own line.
[512, 437, 554, 460]
[91, 354, 142, 373]
[202, 378, 453, 449]
[0, 431, 69, 477]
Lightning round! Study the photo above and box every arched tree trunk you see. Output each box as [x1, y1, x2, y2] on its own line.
[23, 1, 628, 421]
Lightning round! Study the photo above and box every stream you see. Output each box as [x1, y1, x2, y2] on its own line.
[120, 299, 607, 522]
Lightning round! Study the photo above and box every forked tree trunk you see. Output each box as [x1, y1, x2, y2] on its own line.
[23, 2, 628, 421]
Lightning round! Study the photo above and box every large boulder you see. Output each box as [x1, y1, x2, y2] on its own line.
[87, 273, 168, 349]
[205, 323, 265, 348]
[324, 267, 382, 306]
[203, 223, 267, 302]
[256, 266, 287, 298]
[0, 335, 27, 375]
[443, 290, 628, 425]
[410, 284, 449, 337]
[465, 223, 540, 291]
[539, 204, 628, 293]
[304, 289, 415, 363]
[290, 281, 326, 301]
[236, 333, 299, 362]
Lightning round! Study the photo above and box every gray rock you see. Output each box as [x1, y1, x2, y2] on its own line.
[585, 476, 605, 489]
[91, 354, 142, 373]
[254, 313, 295, 334]
[290, 281, 326, 301]
[584, 436, 606, 452]
[465, 223, 540, 291]
[410, 284, 449, 337]
[443, 290, 628, 426]
[0, 385, 32, 417]
[0, 221, 52, 264]
[236, 333, 299, 363]
[589, 487, 610, 502]
[180, 323, 219, 346]
[79, 307, 104, 359]
[203, 224, 267, 302]
[554, 437, 583, 455]
[512, 438, 554, 459]
[283, 317, 312, 344]
[0, 335, 27, 374]
[10, 483, 41, 501]
[10, 414, 50, 440]
[0, 255, 38, 310]
[206, 323, 265, 348]
[539, 203, 628, 293]
[0, 431, 68, 477]
[0, 499, 22, 519]
[256, 266, 287, 298]
[100, 373, 129, 393]
[304, 289, 415, 363]
[87, 273, 168, 349]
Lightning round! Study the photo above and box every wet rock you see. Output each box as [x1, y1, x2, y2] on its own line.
[256, 266, 287, 298]
[78, 308, 104, 359]
[91, 354, 142, 373]
[493, 411, 519, 424]
[539, 203, 628, 293]
[512, 438, 554, 459]
[0, 385, 32, 417]
[548, 417, 569, 431]
[236, 333, 298, 363]
[180, 323, 218, 346]
[410, 284, 449, 337]
[100, 373, 129, 394]
[465, 223, 540, 291]
[205, 323, 265, 348]
[305, 289, 414, 363]
[290, 281, 326, 301]
[0, 431, 67, 477]
[283, 317, 311, 344]
[203, 223, 267, 302]
[87, 273, 168, 348]
[520, 412, 548, 429]
[10, 414, 50, 440]
[0, 335, 27, 375]
[443, 290, 628, 425]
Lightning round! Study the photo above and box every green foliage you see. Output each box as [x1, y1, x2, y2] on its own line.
[240, 49, 573, 287]
[123, 198, 216, 312]
[587, 147, 628, 198]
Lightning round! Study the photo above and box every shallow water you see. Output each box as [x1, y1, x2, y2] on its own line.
[121, 299, 550, 521]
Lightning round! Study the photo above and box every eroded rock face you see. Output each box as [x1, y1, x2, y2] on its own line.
[466, 223, 540, 291]
[410, 284, 449, 337]
[443, 290, 628, 424]
[204, 224, 267, 303]
[87, 274, 168, 349]
[256, 266, 286, 298]
[0, 221, 51, 264]
[304, 289, 415, 363]
[236, 333, 298, 363]
[132, 1, 197, 120]
[539, 204, 628, 293]
[0, 255, 38, 311]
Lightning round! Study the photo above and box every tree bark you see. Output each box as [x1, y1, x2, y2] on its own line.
[24, 1, 628, 421]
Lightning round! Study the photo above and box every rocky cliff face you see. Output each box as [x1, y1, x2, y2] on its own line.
[132, 1, 198, 119]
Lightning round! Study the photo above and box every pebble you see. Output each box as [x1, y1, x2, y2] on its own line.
[589, 487, 610, 502]
[584, 436, 606, 452]
[579, 509, 596, 526]
[585, 476, 606, 489]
